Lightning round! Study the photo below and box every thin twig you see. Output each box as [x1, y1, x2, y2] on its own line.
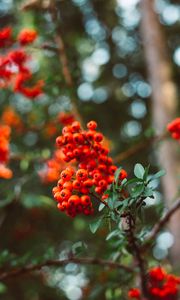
[49, 1, 84, 126]
[144, 198, 180, 246]
[0, 256, 131, 281]
[114, 132, 167, 164]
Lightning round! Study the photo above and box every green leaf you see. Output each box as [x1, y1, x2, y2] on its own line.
[130, 183, 144, 197]
[89, 217, 103, 234]
[121, 178, 127, 186]
[106, 229, 119, 241]
[134, 163, 145, 179]
[98, 203, 105, 211]
[126, 178, 141, 186]
[143, 187, 154, 197]
[108, 197, 114, 210]
[143, 165, 150, 181]
[153, 170, 166, 180]
[114, 167, 122, 188]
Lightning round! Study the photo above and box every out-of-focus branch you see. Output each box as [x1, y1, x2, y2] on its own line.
[114, 132, 167, 164]
[48, 1, 84, 126]
[0, 256, 132, 281]
[21, 0, 84, 126]
[144, 198, 180, 247]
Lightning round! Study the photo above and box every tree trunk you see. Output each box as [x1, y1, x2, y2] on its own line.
[140, 0, 180, 266]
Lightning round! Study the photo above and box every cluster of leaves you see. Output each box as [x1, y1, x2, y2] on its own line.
[90, 164, 165, 234]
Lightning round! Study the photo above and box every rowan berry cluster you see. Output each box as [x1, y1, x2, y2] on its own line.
[0, 27, 43, 98]
[167, 118, 180, 141]
[52, 120, 127, 217]
[128, 266, 180, 300]
[0, 124, 12, 179]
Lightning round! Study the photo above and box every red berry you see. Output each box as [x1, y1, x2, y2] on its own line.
[56, 136, 65, 146]
[71, 121, 81, 132]
[94, 132, 103, 142]
[87, 121, 97, 130]
[73, 133, 84, 143]
[73, 180, 82, 190]
[119, 169, 127, 180]
[81, 195, 91, 206]
[83, 179, 93, 188]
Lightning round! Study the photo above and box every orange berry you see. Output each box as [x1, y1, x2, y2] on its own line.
[68, 195, 80, 206]
[76, 169, 88, 181]
[60, 189, 71, 201]
[61, 170, 72, 181]
[63, 181, 73, 191]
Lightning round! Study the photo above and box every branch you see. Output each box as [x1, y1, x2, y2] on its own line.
[21, 0, 84, 126]
[127, 215, 150, 300]
[113, 132, 167, 164]
[144, 198, 180, 245]
[0, 256, 131, 281]
[48, 1, 84, 126]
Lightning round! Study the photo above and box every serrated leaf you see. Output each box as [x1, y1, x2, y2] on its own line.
[89, 217, 103, 234]
[134, 163, 145, 179]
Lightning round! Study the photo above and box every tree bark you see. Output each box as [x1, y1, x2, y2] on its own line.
[140, 0, 180, 266]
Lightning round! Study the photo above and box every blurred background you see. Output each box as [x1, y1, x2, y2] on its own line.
[0, 0, 179, 299]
